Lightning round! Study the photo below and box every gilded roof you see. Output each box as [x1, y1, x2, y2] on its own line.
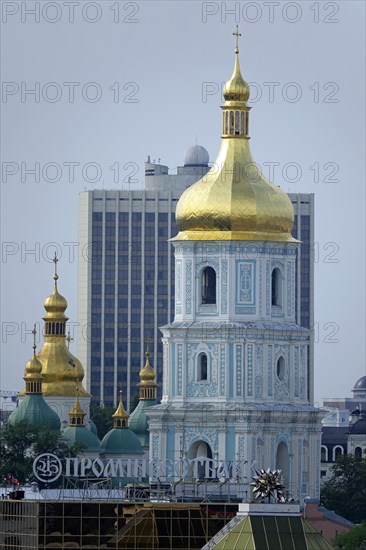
[174, 42, 296, 243]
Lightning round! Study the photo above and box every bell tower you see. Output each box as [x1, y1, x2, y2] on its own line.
[146, 30, 323, 500]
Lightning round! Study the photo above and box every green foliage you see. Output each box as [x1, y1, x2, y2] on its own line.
[320, 454, 366, 524]
[333, 522, 366, 550]
[0, 420, 80, 485]
[90, 404, 114, 438]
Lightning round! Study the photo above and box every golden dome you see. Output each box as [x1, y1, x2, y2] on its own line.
[223, 54, 250, 103]
[174, 30, 296, 243]
[36, 340, 90, 397]
[19, 258, 90, 398]
[68, 386, 86, 425]
[24, 355, 42, 379]
[43, 275, 68, 320]
[137, 341, 157, 401]
[113, 391, 129, 428]
[138, 350, 157, 386]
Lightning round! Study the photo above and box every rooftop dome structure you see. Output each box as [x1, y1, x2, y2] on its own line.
[20, 255, 90, 398]
[174, 32, 295, 243]
[62, 391, 100, 452]
[9, 330, 61, 433]
[183, 145, 209, 167]
[353, 375, 366, 395]
[129, 342, 157, 449]
[100, 392, 144, 456]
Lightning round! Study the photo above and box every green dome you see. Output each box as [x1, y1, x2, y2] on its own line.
[100, 428, 144, 456]
[8, 395, 60, 432]
[63, 425, 100, 452]
[129, 399, 156, 448]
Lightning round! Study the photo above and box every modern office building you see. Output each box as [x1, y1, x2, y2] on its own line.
[78, 157, 314, 409]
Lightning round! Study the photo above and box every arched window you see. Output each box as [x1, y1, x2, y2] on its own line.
[321, 445, 328, 462]
[276, 356, 285, 381]
[201, 267, 216, 304]
[235, 111, 240, 134]
[271, 267, 282, 306]
[230, 111, 234, 134]
[241, 112, 245, 135]
[333, 446, 343, 461]
[355, 446, 363, 459]
[197, 353, 208, 382]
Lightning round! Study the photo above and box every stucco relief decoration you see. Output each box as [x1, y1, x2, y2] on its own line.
[266, 261, 270, 314]
[177, 344, 183, 396]
[300, 346, 306, 399]
[268, 345, 273, 397]
[259, 261, 263, 316]
[238, 436, 245, 459]
[298, 438, 302, 488]
[221, 259, 228, 314]
[274, 345, 290, 400]
[247, 343, 253, 396]
[176, 260, 182, 305]
[195, 258, 219, 276]
[187, 343, 198, 386]
[220, 345, 226, 396]
[294, 346, 300, 398]
[237, 261, 255, 306]
[186, 344, 218, 398]
[163, 341, 169, 396]
[235, 345, 243, 397]
[185, 261, 192, 314]
[254, 344, 263, 398]
[239, 263, 252, 303]
[152, 435, 160, 460]
[184, 426, 218, 453]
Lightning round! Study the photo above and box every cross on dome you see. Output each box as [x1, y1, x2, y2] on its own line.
[53, 252, 59, 284]
[32, 323, 37, 354]
[233, 25, 241, 54]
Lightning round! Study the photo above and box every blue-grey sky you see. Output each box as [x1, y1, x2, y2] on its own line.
[1, 0, 365, 407]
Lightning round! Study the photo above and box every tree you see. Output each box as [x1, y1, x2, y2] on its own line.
[0, 421, 80, 485]
[333, 522, 366, 550]
[90, 404, 114, 438]
[320, 454, 366, 524]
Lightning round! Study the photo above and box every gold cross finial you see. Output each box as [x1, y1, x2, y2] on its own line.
[233, 25, 241, 54]
[32, 323, 37, 354]
[66, 330, 73, 349]
[53, 253, 59, 283]
[146, 336, 150, 356]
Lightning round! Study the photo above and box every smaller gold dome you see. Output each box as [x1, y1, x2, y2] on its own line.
[69, 390, 86, 424]
[24, 355, 42, 379]
[43, 275, 68, 319]
[24, 325, 42, 382]
[223, 54, 250, 103]
[138, 351, 157, 386]
[113, 391, 129, 421]
[112, 391, 129, 428]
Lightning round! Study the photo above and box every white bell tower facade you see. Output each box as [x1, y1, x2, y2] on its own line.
[147, 30, 323, 500]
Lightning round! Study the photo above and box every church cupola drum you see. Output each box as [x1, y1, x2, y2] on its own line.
[146, 29, 323, 501]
